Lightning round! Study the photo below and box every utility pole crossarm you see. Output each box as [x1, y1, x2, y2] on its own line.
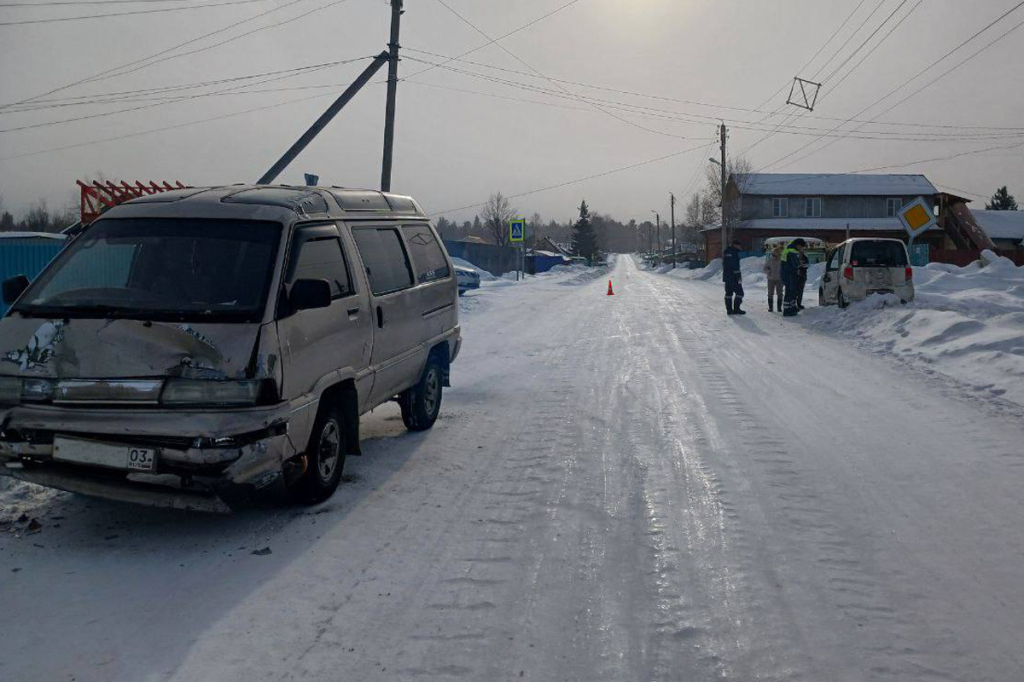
[258, 52, 390, 186]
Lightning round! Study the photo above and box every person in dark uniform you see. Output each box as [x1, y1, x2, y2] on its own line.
[781, 238, 807, 317]
[795, 248, 810, 310]
[722, 238, 746, 315]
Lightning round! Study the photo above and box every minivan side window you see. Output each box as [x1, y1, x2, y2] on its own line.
[401, 224, 450, 284]
[291, 237, 352, 298]
[352, 227, 414, 295]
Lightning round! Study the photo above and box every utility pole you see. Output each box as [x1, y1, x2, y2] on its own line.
[652, 210, 661, 262]
[259, 52, 390, 185]
[380, 0, 404, 192]
[719, 122, 728, 257]
[670, 192, 676, 269]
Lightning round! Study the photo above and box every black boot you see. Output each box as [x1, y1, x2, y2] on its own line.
[768, 297, 774, 312]
[777, 295, 783, 312]
[725, 297, 734, 315]
[733, 297, 746, 315]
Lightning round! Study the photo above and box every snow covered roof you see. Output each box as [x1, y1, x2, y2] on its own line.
[0, 231, 67, 240]
[734, 173, 938, 197]
[702, 218, 940, 233]
[971, 210, 1024, 243]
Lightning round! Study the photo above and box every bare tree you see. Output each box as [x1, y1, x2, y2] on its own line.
[703, 156, 753, 231]
[482, 192, 516, 246]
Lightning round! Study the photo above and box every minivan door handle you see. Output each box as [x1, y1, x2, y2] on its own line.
[376, 305, 384, 329]
[347, 306, 360, 317]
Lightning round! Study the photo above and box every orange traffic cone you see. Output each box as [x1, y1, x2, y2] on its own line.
[607, 280, 615, 296]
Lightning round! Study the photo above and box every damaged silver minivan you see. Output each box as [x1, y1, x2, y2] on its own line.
[0, 185, 461, 512]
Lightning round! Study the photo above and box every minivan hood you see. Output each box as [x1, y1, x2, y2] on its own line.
[0, 317, 263, 380]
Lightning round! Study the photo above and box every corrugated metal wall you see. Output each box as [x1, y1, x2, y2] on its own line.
[0, 238, 67, 315]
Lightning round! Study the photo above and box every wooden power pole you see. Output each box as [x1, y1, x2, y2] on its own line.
[380, 0, 404, 192]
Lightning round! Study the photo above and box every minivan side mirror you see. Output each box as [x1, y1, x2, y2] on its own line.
[2, 275, 30, 305]
[289, 279, 332, 312]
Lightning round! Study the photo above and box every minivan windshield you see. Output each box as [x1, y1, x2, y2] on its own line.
[850, 240, 908, 267]
[13, 218, 281, 322]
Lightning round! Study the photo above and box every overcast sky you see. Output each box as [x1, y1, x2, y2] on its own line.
[0, 0, 1022, 224]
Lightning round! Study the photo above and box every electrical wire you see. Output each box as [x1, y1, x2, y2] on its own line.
[402, 0, 590, 83]
[0, 0, 266, 26]
[0, 0, 314, 109]
[0, 56, 371, 133]
[428, 139, 717, 217]
[429, 0, 694, 141]
[762, 5, 1024, 172]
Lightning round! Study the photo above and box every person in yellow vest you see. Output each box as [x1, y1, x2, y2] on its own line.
[780, 238, 807, 317]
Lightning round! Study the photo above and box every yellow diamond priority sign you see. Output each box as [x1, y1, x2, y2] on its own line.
[898, 197, 936, 239]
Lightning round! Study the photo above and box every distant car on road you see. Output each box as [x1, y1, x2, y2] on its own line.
[455, 265, 481, 295]
[818, 237, 914, 307]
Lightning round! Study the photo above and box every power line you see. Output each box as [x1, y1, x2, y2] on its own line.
[400, 57, 1024, 142]
[0, 89, 341, 162]
[0, 0, 266, 26]
[811, 0, 889, 81]
[402, 0, 590, 83]
[0, 0, 221, 5]
[401, 48, 1024, 133]
[428, 139, 716, 217]
[425, 0, 696, 139]
[0, 0, 314, 109]
[763, 4, 1024, 171]
[0, 57, 371, 133]
[817, 0, 911, 84]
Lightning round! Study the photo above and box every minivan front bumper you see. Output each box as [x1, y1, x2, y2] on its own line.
[0, 401, 308, 512]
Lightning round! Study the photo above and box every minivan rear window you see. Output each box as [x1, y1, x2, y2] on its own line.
[401, 224, 450, 284]
[850, 241, 908, 267]
[352, 227, 414, 295]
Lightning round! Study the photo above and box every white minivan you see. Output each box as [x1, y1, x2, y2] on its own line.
[818, 238, 914, 307]
[0, 185, 461, 511]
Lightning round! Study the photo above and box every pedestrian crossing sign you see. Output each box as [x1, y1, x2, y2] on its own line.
[510, 217, 525, 243]
[898, 197, 936, 238]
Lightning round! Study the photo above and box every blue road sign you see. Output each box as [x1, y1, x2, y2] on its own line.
[510, 217, 525, 243]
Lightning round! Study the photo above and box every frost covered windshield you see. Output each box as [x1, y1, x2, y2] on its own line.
[14, 219, 280, 322]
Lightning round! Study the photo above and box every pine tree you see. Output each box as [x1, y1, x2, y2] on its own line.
[571, 200, 600, 265]
[985, 186, 1019, 211]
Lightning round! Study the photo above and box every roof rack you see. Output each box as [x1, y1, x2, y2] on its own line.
[78, 180, 189, 225]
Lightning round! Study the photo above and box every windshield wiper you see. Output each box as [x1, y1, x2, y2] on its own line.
[15, 303, 139, 318]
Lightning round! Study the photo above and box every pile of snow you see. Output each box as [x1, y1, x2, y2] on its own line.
[809, 252, 1024, 405]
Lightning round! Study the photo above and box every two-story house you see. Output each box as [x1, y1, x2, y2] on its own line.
[703, 173, 944, 258]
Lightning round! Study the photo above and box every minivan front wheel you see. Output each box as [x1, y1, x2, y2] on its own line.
[400, 358, 443, 432]
[293, 405, 345, 504]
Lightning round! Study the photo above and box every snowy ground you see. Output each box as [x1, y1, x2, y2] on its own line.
[3, 255, 1024, 681]
[670, 252, 1024, 406]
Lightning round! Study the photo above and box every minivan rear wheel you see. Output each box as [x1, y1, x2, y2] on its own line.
[400, 357, 443, 432]
[293, 404, 345, 504]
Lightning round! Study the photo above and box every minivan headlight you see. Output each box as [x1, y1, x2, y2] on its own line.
[0, 377, 56, 405]
[0, 376, 21, 404]
[160, 379, 263, 407]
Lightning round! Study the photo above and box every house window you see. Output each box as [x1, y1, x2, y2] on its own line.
[804, 198, 821, 218]
[772, 198, 788, 217]
[886, 198, 903, 217]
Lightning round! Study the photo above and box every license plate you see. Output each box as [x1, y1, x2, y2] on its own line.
[52, 437, 157, 472]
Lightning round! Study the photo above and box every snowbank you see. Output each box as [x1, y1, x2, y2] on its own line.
[657, 252, 1024, 405]
[809, 257, 1024, 405]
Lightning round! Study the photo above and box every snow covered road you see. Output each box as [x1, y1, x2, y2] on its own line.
[3, 255, 1024, 681]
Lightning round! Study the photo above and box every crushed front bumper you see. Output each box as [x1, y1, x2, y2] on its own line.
[0, 402, 310, 512]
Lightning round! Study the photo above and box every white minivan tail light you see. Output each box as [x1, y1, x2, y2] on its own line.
[160, 379, 262, 407]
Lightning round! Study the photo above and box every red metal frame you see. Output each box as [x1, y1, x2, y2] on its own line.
[78, 180, 188, 225]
